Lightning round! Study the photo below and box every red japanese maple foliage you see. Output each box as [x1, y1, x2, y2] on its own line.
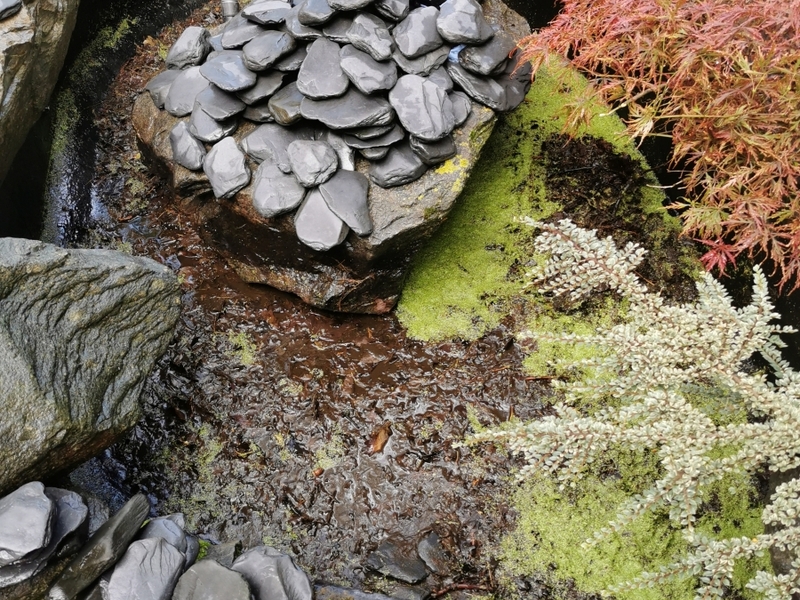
[518, 0, 800, 290]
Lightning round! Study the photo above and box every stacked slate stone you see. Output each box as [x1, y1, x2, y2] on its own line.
[145, 0, 531, 251]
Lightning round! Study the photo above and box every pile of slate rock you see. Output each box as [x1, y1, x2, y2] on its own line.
[144, 0, 530, 251]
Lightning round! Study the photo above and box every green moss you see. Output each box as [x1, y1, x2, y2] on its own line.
[196, 539, 211, 560]
[225, 330, 258, 366]
[396, 60, 673, 343]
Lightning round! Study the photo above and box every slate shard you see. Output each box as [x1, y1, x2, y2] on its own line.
[244, 102, 277, 122]
[425, 66, 453, 92]
[328, 0, 373, 10]
[172, 560, 252, 600]
[297, 0, 336, 27]
[166, 26, 212, 69]
[301, 87, 394, 129]
[203, 137, 251, 198]
[458, 27, 515, 76]
[319, 170, 373, 235]
[445, 61, 507, 110]
[436, 0, 494, 44]
[359, 146, 389, 160]
[448, 90, 472, 126]
[164, 66, 209, 117]
[170, 121, 207, 171]
[389, 74, 455, 141]
[322, 130, 356, 171]
[268, 81, 306, 125]
[145, 70, 181, 109]
[347, 13, 394, 62]
[242, 0, 292, 25]
[231, 546, 314, 600]
[221, 13, 265, 49]
[252, 160, 308, 217]
[295, 189, 350, 251]
[365, 539, 428, 584]
[391, 45, 449, 77]
[343, 124, 404, 149]
[284, 4, 323, 40]
[287, 140, 339, 187]
[241, 123, 316, 172]
[368, 142, 426, 188]
[195, 84, 246, 120]
[0, 482, 53, 567]
[339, 45, 397, 95]
[273, 44, 308, 72]
[189, 107, 238, 143]
[323, 16, 355, 44]
[236, 71, 285, 104]
[392, 6, 443, 59]
[373, 0, 409, 22]
[106, 538, 184, 600]
[297, 38, 349, 100]
[243, 30, 297, 71]
[409, 134, 456, 165]
[200, 51, 258, 92]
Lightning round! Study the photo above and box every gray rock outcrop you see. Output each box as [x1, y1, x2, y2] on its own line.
[0, 240, 181, 494]
[0, 0, 80, 186]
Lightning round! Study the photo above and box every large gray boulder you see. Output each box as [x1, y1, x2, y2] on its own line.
[0, 240, 181, 495]
[0, 0, 80, 186]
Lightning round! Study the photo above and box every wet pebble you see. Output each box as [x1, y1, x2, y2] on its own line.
[445, 61, 507, 110]
[196, 84, 247, 119]
[189, 107, 238, 143]
[297, 0, 337, 27]
[389, 74, 454, 141]
[448, 90, 471, 126]
[425, 66, 453, 92]
[236, 72, 285, 105]
[323, 15, 355, 44]
[301, 87, 394, 130]
[241, 122, 315, 171]
[284, 5, 323, 40]
[343, 123, 403, 149]
[203, 137, 251, 198]
[138, 515, 188, 554]
[322, 130, 356, 170]
[409, 134, 456, 165]
[166, 26, 212, 69]
[373, 0, 408, 22]
[269, 81, 307, 125]
[458, 27, 515, 76]
[391, 45, 449, 76]
[273, 44, 309, 72]
[221, 13, 266, 49]
[241, 0, 293, 25]
[244, 102, 277, 122]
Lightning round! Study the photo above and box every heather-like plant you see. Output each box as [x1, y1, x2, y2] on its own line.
[466, 219, 800, 599]
[517, 0, 800, 289]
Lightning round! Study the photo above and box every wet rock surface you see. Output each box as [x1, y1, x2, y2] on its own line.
[365, 539, 428, 584]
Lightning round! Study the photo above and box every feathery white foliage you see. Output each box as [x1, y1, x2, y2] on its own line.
[467, 219, 800, 599]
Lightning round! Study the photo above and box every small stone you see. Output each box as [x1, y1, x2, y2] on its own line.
[297, 38, 349, 100]
[221, 13, 266, 49]
[0, 482, 53, 567]
[268, 81, 306, 125]
[425, 66, 453, 92]
[106, 538, 184, 600]
[244, 102, 277, 122]
[0, 0, 22, 20]
[392, 7, 443, 59]
[409, 134, 456, 165]
[145, 70, 180, 109]
[204, 542, 240, 569]
[231, 546, 313, 600]
[201, 51, 258, 92]
[237, 72, 285, 104]
[297, 0, 336, 27]
[459, 28, 516, 76]
[243, 30, 297, 71]
[195, 84, 246, 119]
[166, 26, 212, 69]
[368, 142, 426, 187]
[189, 107, 238, 143]
[164, 66, 210, 117]
[47, 494, 150, 600]
[389, 74, 454, 141]
[322, 130, 356, 170]
[252, 160, 307, 217]
[287, 140, 339, 187]
[416, 531, 451, 574]
[365, 539, 428, 584]
[184, 535, 200, 569]
[343, 124, 404, 149]
[294, 189, 349, 251]
[498, 52, 532, 111]
[391, 45, 449, 76]
[241, 123, 316, 171]
[172, 560, 252, 600]
[301, 87, 394, 129]
[170, 121, 207, 171]
[204, 137, 251, 198]
[137, 515, 187, 553]
[448, 90, 471, 126]
[359, 146, 389, 160]
[339, 45, 397, 95]
[284, 5, 323, 40]
[436, 0, 493, 44]
[319, 170, 372, 235]
[328, 0, 372, 10]
[322, 16, 354, 44]
[373, 0, 408, 22]
[343, 124, 394, 139]
[346, 13, 393, 62]
[242, 0, 292, 25]
[273, 44, 308, 72]
[446, 61, 506, 110]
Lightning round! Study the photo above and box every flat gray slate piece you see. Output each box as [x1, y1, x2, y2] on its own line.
[448, 90, 471, 126]
[436, 0, 494, 44]
[166, 26, 212, 69]
[389, 74, 455, 141]
[392, 6, 443, 59]
[301, 87, 394, 129]
[0, 0, 21, 20]
[252, 160, 307, 217]
[237, 71, 285, 104]
[268, 81, 306, 124]
[323, 130, 356, 170]
[106, 538, 184, 600]
[47, 494, 150, 600]
[373, 0, 408, 22]
[196, 84, 246, 120]
[359, 146, 389, 160]
[165, 66, 210, 117]
[209, 33, 224, 51]
[241, 123, 317, 172]
[342, 124, 404, 149]
[172, 560, 252, 600]
[365, 539, 428, 584]
[185, 535, 200, 569]
[316, 586, 394, 600]
[445, 61, 506, 110]
[273, 44, 308, 71]
[322, 16, 354, 43]
[221, 13, 266, 49]
[287, 140, 339, 186]
[137, 515, 187, 553]
[0, 482, 53, 567]
[203, 137, 251, 198]
[425, 66, 453, 92]
[189, 107, 238, 143]
[499, 53, 533, 111]
[243, 30, 296, 71]
[146, 70, 181, 109]
[294, 189, 349, 251]
[297, 0, 336, 27]
[391, 45, 449, 76]
[200, 51, 258, 92]
[328, 0, 373, 10]
[284, 5, 323, 40]
[244, 102, 277, 122]
[459, 28, 515, 76]
[346, 13, 393, 61]
[409, 134, 456, 165]
[242, 0, 292, 25]
[231, 546, 313, 600]
[339, 45, 397, 95]
[319, 170, 372, 235]
[297, 38, 349, 100]
[368, 142, 426, 188]
[170, 122, 207, 171]
[344, 124, 394, 139]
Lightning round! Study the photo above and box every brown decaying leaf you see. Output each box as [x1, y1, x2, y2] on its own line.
[367, 423, 392, 455]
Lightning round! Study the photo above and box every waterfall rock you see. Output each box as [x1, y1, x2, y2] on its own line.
[237, 72, 285, 104]
[189, 107, 238, 143]
[0, 242, 180, 494]
[221, 13, 265, 49]
[458, 27, 515, 76]
[200, 50, 257, 92]
[196, 85, 247, 120]
[242, 0, 293, 25]
[242, 30, 296, 71]
[300, 87, 394, 129]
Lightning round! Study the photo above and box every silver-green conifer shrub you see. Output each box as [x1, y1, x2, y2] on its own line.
[466, 219, 800, 599]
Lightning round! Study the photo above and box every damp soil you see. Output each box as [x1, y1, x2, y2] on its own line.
[72, 3, 697, 597]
